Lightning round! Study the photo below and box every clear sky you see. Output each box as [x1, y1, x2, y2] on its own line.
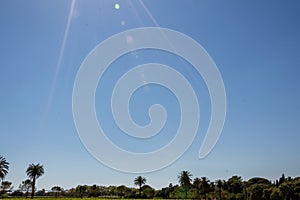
[1, 0, 300, 191]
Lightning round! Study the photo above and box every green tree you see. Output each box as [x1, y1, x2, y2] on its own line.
[26, 163, 44, 199]
[246, 177, 272, 200]
[263, 187, 273, 200]
[248, 184, 264, 200]
[279, 182, 293, 200]
[170, 185, 190, 199]
[178, 170, 192, 187]
[193, 177, 201, 188]
[51, 186, 63, 197]
[270, 187, 281, 200]
[134, 176, 146, 197]
[177, 171, 193, 198]
[35, 189, 45, 196]
[279, 174, 286, 185]
[88, 184, 99, 197]
[116, 185, 127, 198]
[216, 179, 223, 200]
[19, 179, 32, 198]
[247, 177, 271, 185]
[1, 180, 12, 195]
[0, 156, 9, 183]
[199, 177, 210, 199]
[75, 185, 87, 198]
[155, 183, 174, 199]
[143, 186, 155, 198]
[227, 175, 243, 199]
[192, 178, 201, 199]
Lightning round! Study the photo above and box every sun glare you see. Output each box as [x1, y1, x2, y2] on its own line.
[114, 3, 120, 10]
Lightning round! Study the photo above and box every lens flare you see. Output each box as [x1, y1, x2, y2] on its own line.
[114, 3, 120, 10]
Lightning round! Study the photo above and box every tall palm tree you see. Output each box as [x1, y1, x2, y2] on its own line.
[178, 170, 192, 187]
[178, 171, 192, 198]
[216, 179, 223, 200]
[193, 177, 201, 188]
[26, 163, 44, 199]
[0, 156, 9, 183]
[134, 176, 146, 197]
[199, 177, 210, 200]
[193, 177, 201, 198]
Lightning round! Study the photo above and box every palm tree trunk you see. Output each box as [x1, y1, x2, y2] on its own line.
[139, 185, 141, 197]
[31, 177, 35, 199]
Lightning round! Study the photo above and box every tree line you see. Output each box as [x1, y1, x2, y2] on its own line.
[1, 156, 44, 198]
[1, 155, 300, 199]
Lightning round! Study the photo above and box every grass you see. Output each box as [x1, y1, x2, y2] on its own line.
[5, 198, 166, 200]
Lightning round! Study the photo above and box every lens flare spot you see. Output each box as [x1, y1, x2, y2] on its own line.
[126, 35, 133, 44]
[114, 3, 120, 10]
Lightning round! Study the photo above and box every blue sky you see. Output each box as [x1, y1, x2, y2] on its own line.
[1, 0, 300, 190]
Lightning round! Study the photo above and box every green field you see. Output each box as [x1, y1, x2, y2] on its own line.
[4, 198, 165, 200]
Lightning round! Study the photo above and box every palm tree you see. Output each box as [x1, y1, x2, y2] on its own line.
[178, 170, 192, 187]
[199, 177, 210, 199]
[0, 156, 9, 183]
[178, 171, 192, 198]
[216, 179, 223, 200]
[134, 176, 146, 197]
[26, 163, 44, 199]
[193, 177, 201, 187]
[193, 177, 201, 198]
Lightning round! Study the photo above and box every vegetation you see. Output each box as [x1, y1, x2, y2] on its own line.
[51, 186, 63, 197]
[134, 176, 146, 197]
[0, 156, 9, 182]
[178, 170, 192, 187]
[1, 155, 300, 199]
[1, 180, 12, 195]
[26, 163, 44, 199]
[177, 170, 192, 198]
[19, 179, 32, 198]
[12, 172, 294, 200]
[0, 155, 10, 198]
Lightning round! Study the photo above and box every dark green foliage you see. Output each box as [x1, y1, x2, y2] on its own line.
[154, 183, 174, 198]
[216, 179, 224, 200]
[279, 182, 294, 200]
[248, 184, 264, 200]
[227, 175, 243, 194]
[178, 170, 192, 187]
[75, 185, 88, 198]
[19, 179, 32, 198]
[8, 174, 300, 200]
[26, 163, 44, 199]
[2, 159, 300, 200]
[51, 186, 63, 197]
[134, 176, 147, 197]
[0, 156, 9, 182]
[247, 177, 271, 185]
[1, 180, 12, 195]
[279, 174, 286, 185]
